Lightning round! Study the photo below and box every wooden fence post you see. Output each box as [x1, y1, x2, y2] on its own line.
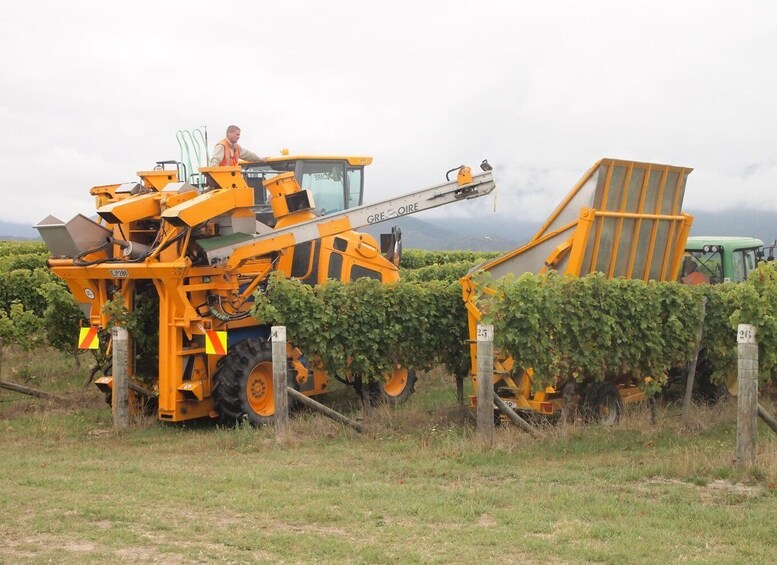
[682, 296, 707, 422]
[0, 379, 65, 402]
[758, 403, 777, 435]
[272, 326, 289, 440]
[287, 387, 366, 433]
[736, 324, 758, 470]
[561, 381, 575, 427]
[494, 395, 536, 436]
[476, 324, 494, 444]
[112, 326, 130, 430]
[455, 373, 465, 407]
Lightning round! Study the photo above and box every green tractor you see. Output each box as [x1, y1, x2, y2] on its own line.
[680, 236, 763, 284]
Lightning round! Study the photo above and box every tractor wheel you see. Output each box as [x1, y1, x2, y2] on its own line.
[586, 382, 623, 426]
[354, 366, 417, 405]
[213, 339, 294, 426]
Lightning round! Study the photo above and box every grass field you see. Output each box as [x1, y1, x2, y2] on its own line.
[1, 347, 776, 564]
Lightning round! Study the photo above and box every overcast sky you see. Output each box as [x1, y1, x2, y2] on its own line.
[2, 0, 776, 227]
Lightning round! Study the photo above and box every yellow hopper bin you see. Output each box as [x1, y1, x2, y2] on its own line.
[468, 158, 693, 283]
[461, 158, 694, 414]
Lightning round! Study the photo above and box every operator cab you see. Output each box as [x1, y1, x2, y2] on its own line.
[241, 155, 372, 227]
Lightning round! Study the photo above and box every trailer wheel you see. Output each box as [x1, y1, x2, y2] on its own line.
[354, 366, 417, 405]
[213, 339, 294, 426]
[590, 382, 623, 426]
[693, 354, 729, 404]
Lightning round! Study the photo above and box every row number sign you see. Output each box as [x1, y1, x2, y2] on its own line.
[477, 324, 493, 342]
[737, 324, 756, 344]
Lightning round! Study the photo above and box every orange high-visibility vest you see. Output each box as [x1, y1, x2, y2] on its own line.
[682, 271, 710, 285]
[217, 139, 240, 166]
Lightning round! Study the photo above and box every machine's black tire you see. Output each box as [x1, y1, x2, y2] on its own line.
[588, 382, 623, 426]
[693, 376, 728, 405]
[662, 354, 728, 405]
[212, 339, 294, 426]
[353, 366, 417, 405]
[137, 395, 159, 416]
[692, 354, 729, 404]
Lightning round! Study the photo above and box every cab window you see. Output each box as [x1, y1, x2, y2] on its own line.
[299, 161, 346, 215]
[347, 167, 363, 209]
[732, 249, 757, 282]
[685, 249, 723, 283]
[350, 264, 381, 282]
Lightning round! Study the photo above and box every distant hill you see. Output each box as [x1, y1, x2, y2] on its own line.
[0, 220, 39, 240]
[363, 208, 777, 252]
[3, 208, 777, 250]
[365, 209, 777, 251]
[686, 209, 777, 246]
[360, 215, 532, 252]
[2, 215, 531, 252]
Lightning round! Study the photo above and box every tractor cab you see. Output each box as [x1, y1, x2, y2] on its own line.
[242, 155, 372, 227]
[681, 236, 763, 284]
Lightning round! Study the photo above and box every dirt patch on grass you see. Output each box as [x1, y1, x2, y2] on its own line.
[477, 512, 496, 527]
[645, 476, 765, 502]
[702, 479, 765, 498]
[0, 533, 99, 560]
[115, 545, 194, 564]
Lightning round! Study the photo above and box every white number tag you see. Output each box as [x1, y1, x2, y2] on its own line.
[737, 324, 756, 344]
